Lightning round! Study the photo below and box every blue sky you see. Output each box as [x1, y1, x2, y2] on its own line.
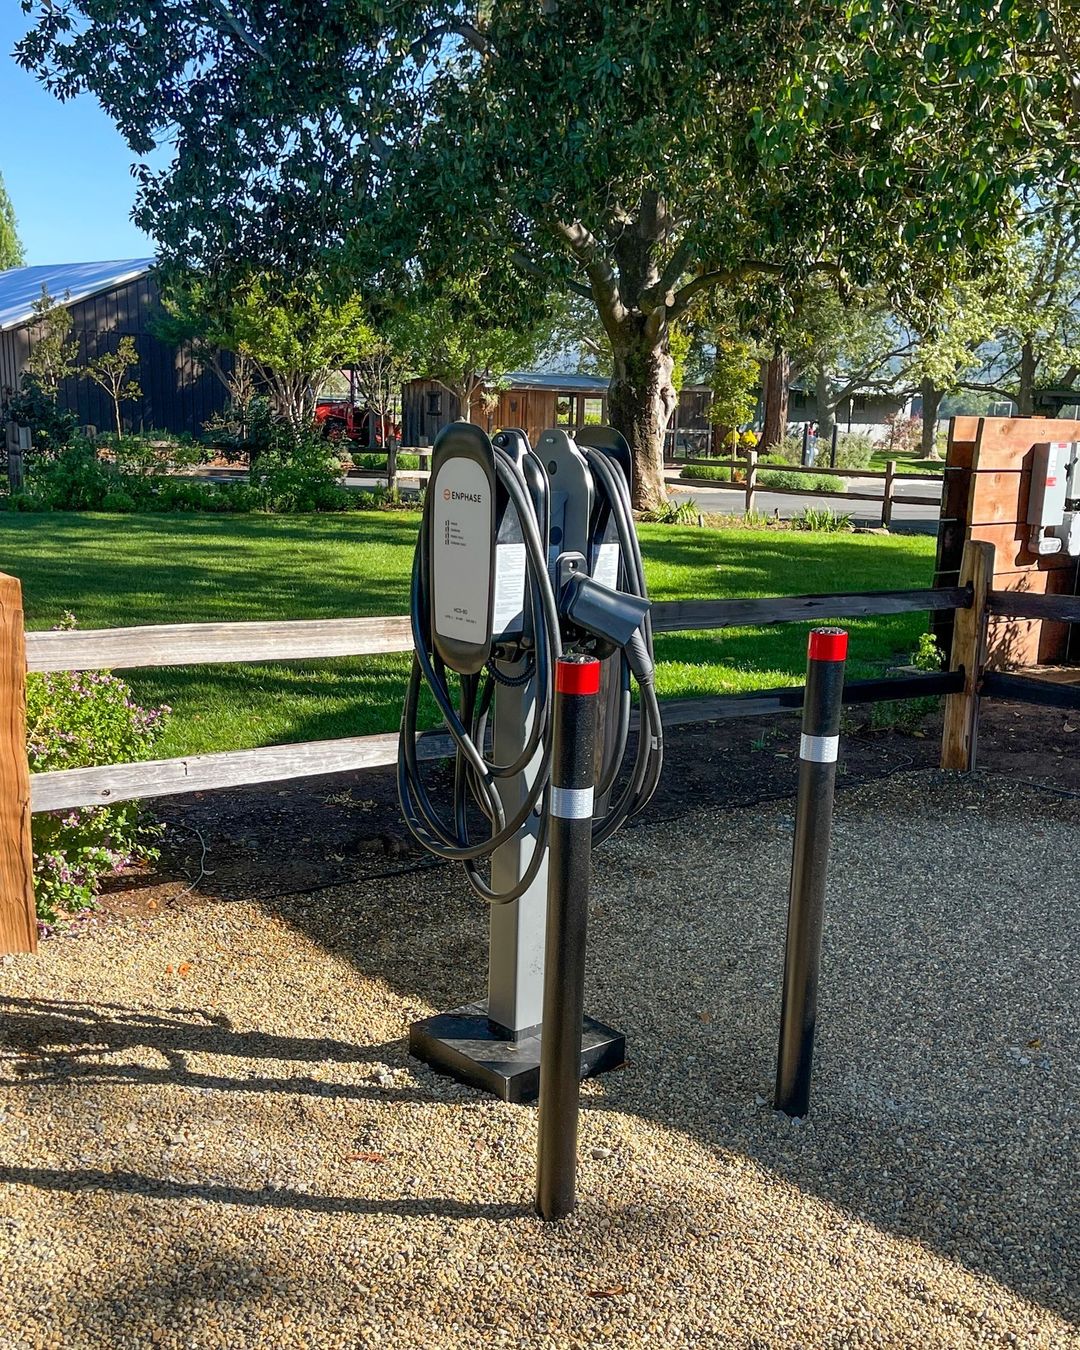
[0, 9, 158, 265]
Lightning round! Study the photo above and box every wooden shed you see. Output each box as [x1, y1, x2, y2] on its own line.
[401, 370, 714, 453]
[0, 259, 230, 436]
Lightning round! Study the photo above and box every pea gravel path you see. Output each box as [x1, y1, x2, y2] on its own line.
[0, 771, 1076, 1349]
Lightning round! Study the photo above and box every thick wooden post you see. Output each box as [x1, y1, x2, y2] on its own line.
[0, 574, 36, 952]
[941, 541, 994, 773]
[745, 449, 759, 517]
[881, 459, 896, 528]
[386, 435, 399, 495]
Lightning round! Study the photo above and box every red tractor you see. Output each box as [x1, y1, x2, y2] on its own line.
[313, 398, 400, 446]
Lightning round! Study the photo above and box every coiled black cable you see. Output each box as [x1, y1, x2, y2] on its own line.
[580, 446, 665, 840]
[398, 429, 664, 898]
[397, 441, 561, 902]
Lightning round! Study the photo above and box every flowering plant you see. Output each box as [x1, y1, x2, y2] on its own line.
[26, 615, 170, 923]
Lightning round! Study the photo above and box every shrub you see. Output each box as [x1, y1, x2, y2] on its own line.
[6, 490, 50, 513]
[913, 631, 945, 671]
[26, 622, 169, 923]
[100, 488, 137, 513]
[106, 432, 208, 476]
[761, 434, 804, 465]
[831, 432, 875, 470]
[679, 463, 731, 482]
[32, 439, 118, 510]
[352, 451, 421, 471]
[793, 507, 853, 533]
[883, 411, 922, 456]
[3, 377, 78, 455]
[642, 496, 700, 525]
[758, 467, 846, 493]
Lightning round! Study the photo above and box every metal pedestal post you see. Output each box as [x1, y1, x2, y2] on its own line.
[409, 663, 624, 1103]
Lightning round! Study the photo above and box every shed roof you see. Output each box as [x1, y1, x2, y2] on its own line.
[0, 258, 156, 332]
[504, 371, 711, 394]
[504, 371, 609, 392]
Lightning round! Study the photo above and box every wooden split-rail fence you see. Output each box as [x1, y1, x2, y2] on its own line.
[1, 542, 1077, 954]
[670, 452, 942, 528]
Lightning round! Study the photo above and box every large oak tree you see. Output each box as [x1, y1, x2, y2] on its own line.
[17, 1, 1078, 506]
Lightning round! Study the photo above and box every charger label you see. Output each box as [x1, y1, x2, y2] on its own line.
[432, 457, 492, 644]
[493, 542, 526, 637]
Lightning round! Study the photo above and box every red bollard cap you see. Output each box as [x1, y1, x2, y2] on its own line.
[808, 628, 848, 662]
[556, 655, 601, 695]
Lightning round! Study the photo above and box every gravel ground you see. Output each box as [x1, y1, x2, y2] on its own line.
[0, 770, 1076, 1349]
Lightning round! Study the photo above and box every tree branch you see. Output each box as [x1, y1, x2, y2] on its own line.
[409, 22, 492, 62]
[512, 250, 591, 299]
[640, 240, 694, 313]
[555, 220, 627, 330]
[204, 0, 269, 58]
[669, 259, 844, 320]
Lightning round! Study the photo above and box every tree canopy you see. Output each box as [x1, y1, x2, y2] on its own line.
[18, 1, 1080, 503]
[156, 274, 376, 427]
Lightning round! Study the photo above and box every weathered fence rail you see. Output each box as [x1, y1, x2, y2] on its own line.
[3, 537, 1076, 953]
[669, 452, 942, 527]
[342, 442, 431, 491]
[25, 616, 415, 673]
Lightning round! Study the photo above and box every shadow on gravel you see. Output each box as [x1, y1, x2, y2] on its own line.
[0, 1164, 519, 1222]
[0, 995, 445, 1106]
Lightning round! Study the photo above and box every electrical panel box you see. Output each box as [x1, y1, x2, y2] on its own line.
[1028, 441, 1080, 557]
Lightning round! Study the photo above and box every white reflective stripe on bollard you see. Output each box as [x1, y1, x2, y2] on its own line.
[550, 786, 595, 819]
[799, 733, 839, 764]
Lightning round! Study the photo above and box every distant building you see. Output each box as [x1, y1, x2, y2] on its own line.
[787, 382, 912, 436]
[0, 259, 230, 436]
[401, 370, 715, 453]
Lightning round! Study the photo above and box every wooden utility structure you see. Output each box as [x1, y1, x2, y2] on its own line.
[934, 416, 1080, 666]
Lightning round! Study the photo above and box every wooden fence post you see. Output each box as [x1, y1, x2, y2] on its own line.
[0, 574, 36, 953]
[744, 449, 758, 517]
[940, 541, 994, 773]
[5, 422, 27, 494]
[881, 459, 896, 528]
[386, 435, 399, 495]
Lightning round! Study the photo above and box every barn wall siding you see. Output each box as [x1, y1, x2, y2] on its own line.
[3, 273, 231, 436]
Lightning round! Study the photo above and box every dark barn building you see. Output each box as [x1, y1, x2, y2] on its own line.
[0, 259, 230, 436]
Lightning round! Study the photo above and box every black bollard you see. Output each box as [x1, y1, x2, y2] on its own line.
[775, 627, 848, 1117]
[536, 654, 600, 1221]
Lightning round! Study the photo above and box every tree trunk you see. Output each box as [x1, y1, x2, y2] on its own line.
[112, 394, 122, 440]
[814, 367, 836, 444]
[1018, 339, 1036, 416]
[762, 351, 791, 452]
[607, 334, 676, 511]
[920, 377, 943, 458]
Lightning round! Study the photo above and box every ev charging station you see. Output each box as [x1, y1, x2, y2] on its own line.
[398, 421, 663, 1101]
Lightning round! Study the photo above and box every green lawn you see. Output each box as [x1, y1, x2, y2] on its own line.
[868, 446, 945, 477]
[0, 513, 935, 758]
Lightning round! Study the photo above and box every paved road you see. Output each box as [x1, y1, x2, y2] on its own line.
[666, 473, 943, 534]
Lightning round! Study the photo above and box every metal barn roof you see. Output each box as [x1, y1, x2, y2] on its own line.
[0, 258, 156, 332]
